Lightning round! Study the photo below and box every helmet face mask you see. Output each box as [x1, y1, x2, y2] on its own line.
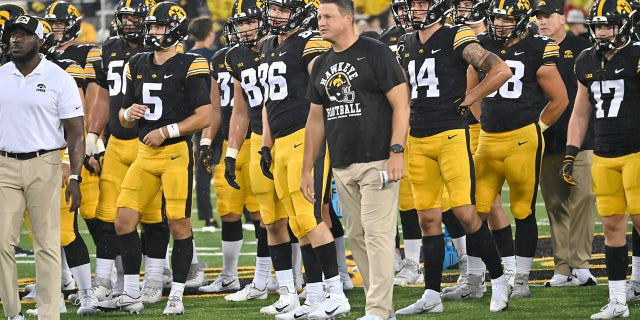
[143, 2, 188, 51]
[265, 0, 307, 35]
[587, 0, 635, 54]
[486, 0, 531, 44]
[408, 0, 452, 30]
[391, 0, 413, 31]
[115, 0, 155, 41]
[43, 1, 81, 46]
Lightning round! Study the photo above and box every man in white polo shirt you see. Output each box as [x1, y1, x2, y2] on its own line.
[0, 15, 84, 320]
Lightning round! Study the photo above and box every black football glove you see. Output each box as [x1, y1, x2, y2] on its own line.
[199, 144, 215, 174]
[224, 157, 241, 190]
[560, 145, 580, 186]
[259, 146, 274, 180]
[454, 96, 470, 117]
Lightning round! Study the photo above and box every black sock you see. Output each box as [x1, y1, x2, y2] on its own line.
[395, 226, 401, 249]
[442, 209, 465, 238]
[328, 204, 345, 239]
[83, 217, 100, 244]
[400, 209, 421, 240]
[64, 231, 90, 268]
[633, 228, 640, 257]
[301, 244, 323, 283]
[491, 225, 515, 258]
[118, 231, 142, 275]
[313, 242, 339, 279]
[514, 214, 538, 258]
[255, 222, 270, 257]
[95, 220, 119, 259]
[605, 245, 629, 281]
[142, 222, 170, 259]
[172, 236, 194, 283]
[222, 220, 243, 242]
[269, 242, 293, 271]
[140, 230, 147, 256]
[467, 223, 504, 279]
[422, 235, 444, 292]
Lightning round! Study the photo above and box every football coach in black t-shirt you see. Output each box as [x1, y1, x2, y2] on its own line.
[301, 1, 410, 319]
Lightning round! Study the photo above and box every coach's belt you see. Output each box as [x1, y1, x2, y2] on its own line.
[0, 149, 57, 160]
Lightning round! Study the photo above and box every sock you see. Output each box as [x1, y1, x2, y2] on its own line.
[324, 275, 342, 295]
[422, 235, 444, 292]
[291, 242, 302, 280]
[275, 269, 295, 293]
[466, 223, 503, 279]
[491, 225, 515, 258]
[145, 257, 165, 279]
[466, 256, 485, 275]
[404, 239, 422, 263]
[451, 236, 467, 257]
[442, 209, 465, 238]
[69, 263, 92, 290]
[61, 247, 71, 275]
[222, 240, 243, 277]
[95, 258, 115, 280]
[113, 255, 125, 295]
[255, 224, 270, 258]
[306, 282, 324, 304]
[514, 215, 538, 258]
[124, 274, 140, 298]
[118, 231, 142, 275]
[503, 256, 516, 274]
[270, 243, 294, 293]
[192, 238, 199, 264]
[395, 226, 400, 249]
[64, 233, 90, 267]
[632, 229, 640, 282]
[165, 246, 171, 269]
[301, 245, 323, 283]
[632, 257, 640, 283]
[169, 282, 185, 299]
[606, 245, 629, 282]
[313, 242, 340, 280]
[253, 257, 272, 289]
[516, 256, 534, 275]
[334, 236, 348, 275]
[172, 237, 194, 283]
[610, 280, 626, 303]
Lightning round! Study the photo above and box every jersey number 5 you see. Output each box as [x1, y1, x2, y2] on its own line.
[142, 83, 163, 120]
[107, 60, 129, 96]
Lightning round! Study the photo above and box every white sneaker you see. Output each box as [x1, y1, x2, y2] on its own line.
[21, 286, 36, 301]
[393, 259, 423, 286]
[260, 287, 300, 315]
[307, 292, 350, 319]
[7, 313, 25, 320]
[92, 277, 113, 301]
[24, 284, 36, 293]
[394, 252, 404, 273]
[62, 271, 76, 291]
[198, 274, 240, 293]
[357, 314, 384, 320]
[267, 275, 280, 292]
[26, 295, 67, 316]
[76, 289, 99, 315]
[626, 280, 640, 302]
[441, 274, 484, 300]
[162, 296, 184, 315]
[590, 299, 629, 319]
[574, 268, 597, 286]
[275, 300, 319, 320]
[140, 278, 163, 304]
[162, 267, 173, 289]
[545, 274, 578, 287]
[95, 293, 144, 314]
[490, 278, 511, 312]
[396, 289, 443, 315]
[340, 272, 353, 291]
[224, 282, 268, 302]
[510, 273, 531, 299]
[185, 262, 207, 288]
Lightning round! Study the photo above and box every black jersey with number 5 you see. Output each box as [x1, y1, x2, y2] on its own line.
[575, 43, 640, 157]
[123, 52, 211, 146]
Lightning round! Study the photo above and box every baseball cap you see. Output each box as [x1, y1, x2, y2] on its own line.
[5, 15, 44, 40]
[533, 0, 564, 15]
[566, 9, 586, 24]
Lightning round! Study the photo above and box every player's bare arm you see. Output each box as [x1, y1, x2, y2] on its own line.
[566, 81, 592, 148]
[227, 78, 250, 150]
[261, 105, 274, 148]
[466, 65, 482, 120]
[119, 103, 147, 128]
[202, 79, 222, 141]
[462, 43, 511, 105]
[537, 64, 569, 128]
[88, 87, 110, 135]
[300, 103, 326, 203]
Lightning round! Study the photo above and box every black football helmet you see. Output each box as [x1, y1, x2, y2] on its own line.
[408, 0, 453, 30]
[587, 0, 636, 53]
[43, 1, 82, 46]
[115, 0, 156, 41]
[265, 0, 310, 35]
[38, 19, 58, 58]
[143, 1, 188, 50]
[0, 4, 27, 46]
[454, 0, 489, 25]
[486, 0, 532, 44]
[229, 0, 268, 46]
[391, 0, 413, 31]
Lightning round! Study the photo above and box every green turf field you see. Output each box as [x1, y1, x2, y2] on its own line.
[7, 184, 639, 319]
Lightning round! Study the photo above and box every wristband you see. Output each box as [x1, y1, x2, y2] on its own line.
[200, 138, 212, 146]
[69, 174, 82, 183]
[226, 147, 239, 159]
[87, 132, 99, 145]
[167, 123, 180, 138]
[123, 107, 134, 122]
[538, 119, 550, 132]
[158, 128, 166, 139]
[565, 145, 580, 158]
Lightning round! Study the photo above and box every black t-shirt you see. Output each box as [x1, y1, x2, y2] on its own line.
[123, 52, 211, 146]
[226, 44, 265, 135]
[307, 36, 406, 168]
[575, 43, 640, 157]
[543, 33, 593, 153]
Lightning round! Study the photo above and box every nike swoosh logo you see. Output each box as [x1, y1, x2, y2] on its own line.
[171, 155, 180, 160]
[635, 290, 640, 296]
[275, 304, 289, 312]
[514, 51, 525, 56]
[294, 143, 303, 148]
[613, 308, 626, 316]
[279, 52, 287, 57]
[461, 292, 471, 299]
[615, 68, 624, 74]
[518, 141, 528, 146]
[221, 281, 235, 287]
[75, 106, 81, 110]
[431, 49, 441, 54]
[325, 305, 340, 315]
[447, 135, 457, 140]
[357, 57, 366, 61]
[164, 74, 173, 79]
[293, 311, 308, 319]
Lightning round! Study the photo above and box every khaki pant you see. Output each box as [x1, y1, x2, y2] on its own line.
[0, 151, 62, 319]
[333, 160, 398, 319]
[540, 150, 595, 275]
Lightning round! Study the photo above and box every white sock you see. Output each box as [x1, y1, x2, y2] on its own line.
[334, 236, 348, 274]
[324, 275, 343, 294]
[145, 258, 165, 279]
[609, 280, 626, 303]
[502, 255, 516, 274]
[632, 257, 640, 282]
[95, 258, 114, 280]
[124, 274, 140, 298]
[70, 263, 92, 290]
[169, 282, 185, 299]
[192, 239, 199, 264]
[165, 246, 171, 269]
[491, 274, 506, 286]
[466, 256, 485, 276]
[253, 256, 272, 290]
[222, 240, 243, 277]
[515, 256, 533, 275]
[305, 282, 324, 304]
[275, 269, 295, 293]
[113, 255, 125, 295]
[61, 247, 71, 278]
[404, 239, 422, 263]
[291, 243, 302, 277]
[452, 236, 467, 257]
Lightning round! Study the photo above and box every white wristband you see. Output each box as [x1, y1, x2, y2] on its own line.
[86, 132, 99, 145]
[200, 138, 212, 146]
[123, 107, 134, 122]
[158, 128, 166, 139]
[167, 123, 180, 138]
[538, 119, 550, 132]
[226, 147, 239, 159]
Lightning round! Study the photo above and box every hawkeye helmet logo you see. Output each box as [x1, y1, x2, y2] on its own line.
[325, 72, 355, 104]
[36, 83, 46, 92]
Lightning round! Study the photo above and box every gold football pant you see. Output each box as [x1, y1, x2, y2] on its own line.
[214, 140, 259, 216]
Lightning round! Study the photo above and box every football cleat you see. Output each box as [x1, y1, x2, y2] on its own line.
[21, 286, 36, 301]
[626, 280, 640, 302]
[76, 289, 99, 316]
[224, 282, 268, 302]
[198, 275, 240, 293]
[490, 278, 511, 312]
[24, 283, 36, 293]
[573, 268, 598, 286]
[185, 262, 207, 288]
[441, 274, 484, 301]
[590, 299, 629, 319]
[307, 292, 350, 319]
[95, 293, 144, 314]
[275, 300, 320, 320]
[510, 273, 531, 299]
[26, 295, 68, 316]
[396, 289, 444, 315]
[162, 296, 184, 315]
[267, 275, 280, 292]
[162, 267, 173, 289]
[61, 271, 76, 291]
[140, 278, 163, 304]
[260, 287, 300, 315]
[394, 252, 404, 272]
[393, 259, 423, 286]
[92, 276, 113, 301]
[7, 313, 25, 320]
[545, 274, 578, 287]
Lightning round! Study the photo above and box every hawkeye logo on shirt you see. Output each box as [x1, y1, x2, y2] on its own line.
[320, 62, 361, 120]
[36, 84, 46, 92]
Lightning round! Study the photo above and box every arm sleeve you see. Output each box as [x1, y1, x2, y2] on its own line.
[372, 43, 406, 93]
[57, 71, 84, 119]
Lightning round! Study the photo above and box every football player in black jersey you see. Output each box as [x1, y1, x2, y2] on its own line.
[468, 0, 568, 300]
[260, 0, 351, 317]
[565, 0, 640, 318]
[95, 2, 211, 315]
[395, 0, 512, 313]
[0, 4, 27, 65]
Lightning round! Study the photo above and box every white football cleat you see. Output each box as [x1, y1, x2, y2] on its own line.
[308, 292, 351, 319]
[490, 278, 511, 312]
[76, 289, 99, 315]
[441, 274, 484, 301]
[340, 272, 354, 291]
[396, 289, 443, 315]
[260, 287, 300, 315]
[626, 280, 640, 302]
[199, 275, 240, 293]
[162, 296, 184, 315]
[573, 268, 597, 286]
[393, 259, 423, 286]
[140, 278, 163, 304]
[275, 300, 319, 320]
[92, 277, 113, 301]
[224, 282, 268, 302]
[510, 273, 531, 299]
[545, 274, 578, 287]
[590, 299, 629, 319]
[185, 262, 207, 288]
[95, 293, 144, 314]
